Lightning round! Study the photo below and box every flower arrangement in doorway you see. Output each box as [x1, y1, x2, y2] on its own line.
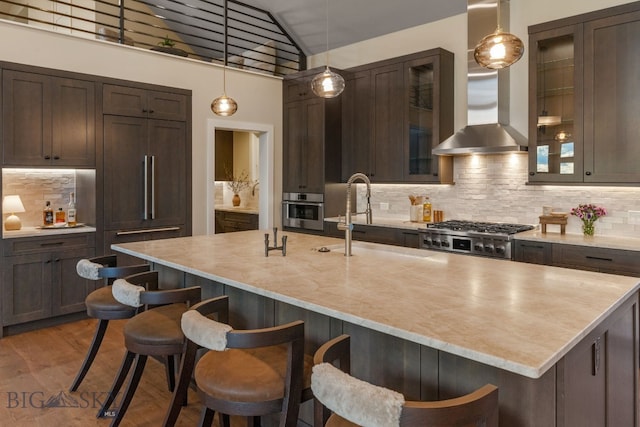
[225, 167, 254, 206]
[570, 204, 607, 236]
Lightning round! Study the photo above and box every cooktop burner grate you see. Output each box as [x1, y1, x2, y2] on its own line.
[425, 220, 534, 235]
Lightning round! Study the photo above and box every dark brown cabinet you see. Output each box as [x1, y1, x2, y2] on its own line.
[514, 239, 640, 277]
[102, 83, 191, 255]
[2, 233, 96, 327]
[282, 69, 342, 193]
[214, 210, 259, 233]
[528, 3, 640, 184]
[2, 69, 95, 167]
[341, 49, 454, 184]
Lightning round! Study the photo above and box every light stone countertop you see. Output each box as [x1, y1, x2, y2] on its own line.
[2, 225, 97, 239]
[215, 206, 259, 215]
[112, 230, 640, 379]
[325, 215, 430, 230]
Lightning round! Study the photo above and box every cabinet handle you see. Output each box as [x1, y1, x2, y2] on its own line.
[44, 155, 51, 160]
[148, 109, 155, 114]
[116, 226, 181, 236]
[144, 155, 149, 220]
[586, 255, 613, 262]
[54, 258, 60, 262]
[40, 242, 64, 246]
[585, 171, 592, 176]
[53, 155, 60, 160]
[150, 155, 155, 220]
[592, 337, 601, 376]
[529, 172, 535, 176]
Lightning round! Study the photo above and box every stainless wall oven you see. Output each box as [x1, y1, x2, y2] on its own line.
[282, 192, 324, 231]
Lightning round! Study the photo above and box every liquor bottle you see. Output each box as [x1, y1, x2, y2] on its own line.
[43, 201, 54, 226]
[422, 197, 432, 222]
[55, 208, 66, 224]
[67, 192, 77, 227]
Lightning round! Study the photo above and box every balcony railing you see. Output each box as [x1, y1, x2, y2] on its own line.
[0, 0, 306, 76]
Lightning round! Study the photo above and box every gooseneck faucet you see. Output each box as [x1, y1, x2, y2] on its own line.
[337, 172, 372, 256]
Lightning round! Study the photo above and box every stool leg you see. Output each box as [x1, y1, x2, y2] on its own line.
[199, 407, 215, 427]
[163, 342, 198, 427]
[98, 350, 135, 418]
[70, 319, 109, 392]
[165, 354, 176, 392]
[110, 354, 148, 427]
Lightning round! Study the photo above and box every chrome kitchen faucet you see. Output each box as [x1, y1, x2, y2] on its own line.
[338, 173, 372, 256]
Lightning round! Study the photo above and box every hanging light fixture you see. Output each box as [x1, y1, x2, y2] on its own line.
[211, 0, 238, 116]
[311, 0, 345, 98]
[473, 0, 524, 70]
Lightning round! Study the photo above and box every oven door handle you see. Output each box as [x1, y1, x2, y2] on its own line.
[282, 201, 324, 207]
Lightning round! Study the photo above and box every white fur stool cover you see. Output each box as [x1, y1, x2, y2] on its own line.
[76, 259, 103, 280]
[312, 362, 405, 427]
[111, 279, 145, 308]
[181, 310, 232, 351]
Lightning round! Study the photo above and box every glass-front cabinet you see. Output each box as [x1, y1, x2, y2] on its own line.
[529, 25, 583, 183]
[403, 53, 453, 183]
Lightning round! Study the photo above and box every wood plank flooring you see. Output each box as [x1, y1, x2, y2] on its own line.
[0, 318, 203, 426]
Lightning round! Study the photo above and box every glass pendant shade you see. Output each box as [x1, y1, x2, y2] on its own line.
[211, 94, 238, 116]
[554, 130, 572, 142]
[474, 30, 524, 69]
[537, 115, 562, 127]
[311, 66, 345, 98]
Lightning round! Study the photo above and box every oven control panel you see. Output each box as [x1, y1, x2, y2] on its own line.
[419, 231, 512, 259]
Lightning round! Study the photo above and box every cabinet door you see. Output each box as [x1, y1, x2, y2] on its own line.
[103, 84, 148, 118]
[303, 98, 326, 193]
[52, 247, 95, 316]
[2, 70, 52, 166]
[514, 241, 552, 265]
[283, 101, 305, 193]
[370, 63, 404, 182]
[342, 70, 372, 180]
[51, 77, 96, 167]
[146, 90, 188, 121]
[528, 25, 584, 183]
[2, 253, 51, 325]
[583, 10, 640, 183]
[148, 119, 187, 227]
[103, 115, 147, 230]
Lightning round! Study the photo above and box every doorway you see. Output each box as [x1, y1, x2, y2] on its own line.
[206, 119, 274, 235]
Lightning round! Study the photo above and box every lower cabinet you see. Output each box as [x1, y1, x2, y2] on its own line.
[324, 222, 421, 249]
[2, 233, 96, 327]
[215, 210, 259, 234]
[514, 240, 640, 277]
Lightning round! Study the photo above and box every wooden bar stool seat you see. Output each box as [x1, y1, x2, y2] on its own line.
[312, 335, 499, 427]
[175, 298, 311, 427]
[69, 255, 150, 392]
[98, 271, 201, 427]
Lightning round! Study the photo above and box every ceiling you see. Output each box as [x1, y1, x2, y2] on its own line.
[237, 0, 467, 55]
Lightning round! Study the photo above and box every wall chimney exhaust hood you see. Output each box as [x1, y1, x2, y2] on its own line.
[433, 0, 527, 155]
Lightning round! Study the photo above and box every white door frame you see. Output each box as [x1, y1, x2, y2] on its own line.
[206, 119, 274, 235]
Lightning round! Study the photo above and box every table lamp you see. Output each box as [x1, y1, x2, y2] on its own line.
[3, 195, 26, 231]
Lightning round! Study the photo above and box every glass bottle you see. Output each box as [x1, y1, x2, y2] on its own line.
[43, 201, 54, 226]
[55, 208, 66, 224]
[422, 198, 432, 222]
[67, 192, 77, 227]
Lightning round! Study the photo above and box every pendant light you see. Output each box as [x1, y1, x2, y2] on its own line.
[211, 0, 238, 116]
[311, 0, 345, 98]
[473, 0, 524, 70]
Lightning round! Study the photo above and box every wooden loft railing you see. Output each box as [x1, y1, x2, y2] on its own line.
[0, 0, 306, 76]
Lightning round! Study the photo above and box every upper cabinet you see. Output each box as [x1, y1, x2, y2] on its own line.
[103, 84, 188, 121]
[2, 68, 96, 167]
[529, 3, 640, 184]
[282, 69, 342, 194]
[341, 48, 454, 184]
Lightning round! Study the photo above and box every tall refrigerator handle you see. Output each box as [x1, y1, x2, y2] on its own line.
[143, 155, 149, 220]
[150, 155, 156, 220]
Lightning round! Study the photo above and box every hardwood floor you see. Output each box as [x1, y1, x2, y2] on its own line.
[0, 318, 203, 426]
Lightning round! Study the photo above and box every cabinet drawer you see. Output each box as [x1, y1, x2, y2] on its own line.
[3, 233, 95, 256]
[352, 225, 400, 246]
[553, 244, 640, 276]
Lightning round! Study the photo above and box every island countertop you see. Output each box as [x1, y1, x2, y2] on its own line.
[111, 230, 640, 379]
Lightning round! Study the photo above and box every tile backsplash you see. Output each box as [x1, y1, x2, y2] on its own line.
[357, 154, 640, 238]
[2, 169, 76, 227]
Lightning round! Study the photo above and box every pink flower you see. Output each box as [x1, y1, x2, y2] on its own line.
[570, 204, 606, 224]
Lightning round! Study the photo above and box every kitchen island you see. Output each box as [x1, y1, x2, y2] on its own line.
[112, 231, 639, 427]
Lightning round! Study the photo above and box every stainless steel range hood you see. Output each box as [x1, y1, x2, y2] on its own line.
[433, 0, 527, 155]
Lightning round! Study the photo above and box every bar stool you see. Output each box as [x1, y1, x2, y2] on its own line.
[70, 255, 150, 392]
[98, 271, 201, 427]
[177, 297, 313, 427]
[312, 335, 499, 427]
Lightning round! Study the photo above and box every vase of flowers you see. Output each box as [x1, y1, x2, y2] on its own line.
[225, 167, 253, 207]
[570, 203, 607, 236]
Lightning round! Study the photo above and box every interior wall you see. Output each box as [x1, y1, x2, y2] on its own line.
[0, 20, 284, 236]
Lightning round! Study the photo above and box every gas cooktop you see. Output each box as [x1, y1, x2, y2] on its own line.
[420, 220, 535, 259]
[425, 220, 535, 235]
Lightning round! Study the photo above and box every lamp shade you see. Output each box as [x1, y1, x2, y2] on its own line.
[2, 195, 25, 214]
[211, 94, 238, 116]
[311, 66, 345, 98]
[474, 30, 524, 69]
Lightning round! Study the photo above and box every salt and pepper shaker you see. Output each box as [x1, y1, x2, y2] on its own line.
[264, 227, 287, 257]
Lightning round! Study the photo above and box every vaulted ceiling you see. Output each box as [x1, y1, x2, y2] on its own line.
[238, 0, 467, 55]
